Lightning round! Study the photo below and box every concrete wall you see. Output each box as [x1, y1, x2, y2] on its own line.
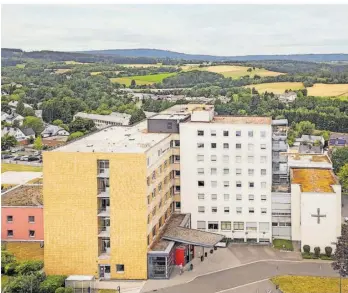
[147, 119, 180, 134]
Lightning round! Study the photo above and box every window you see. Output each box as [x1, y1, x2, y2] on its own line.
[236, 194, 242, 201]
[198, 130, 204, 136]
[248, 156, 254, 163]
[175, 202, 181, 209]
[175, 170, 180, 177]
[208, 222, 219, 230]
[158, 182, 162, 191]
[223, 181, 229, 187]
[197, 142, 204, 148]
[147, 177, 150, 186]
[261, 169, 267, 175]
[197, 168, 204, 175]
[211, 143, 217, 149]
[233, 222, 244, 230]
[211, 168, 217, 175]
[223, 130, 229, 137]
[224, 194, 230, 201]
[261, 182, 267, 188]
[248, 194, 254, 201]
[261, 144, 266, 150]
[236, 156, 241, 163]
[259, 222, 270, 232]
[197, 155, 204, 162]
[224, 207, 230, 214]
[236, 181, 242, 188]
[211, 155, 217, 162]
[7, 230, 13, 237]
[211, 130, 216, 136]
[198, 181, 205, 187]
[223, 143, 229, 149]
[223, 155, 229, 163]
[175, 186, 180, 192]
[221, 221, 231, 231]
[29, 230, 35, 237]
[7, 216, 13, 223]
[261, 156, 267, 163]
[261, 131, 266, 138]
[175, 155, 180, 162]
[197, 221, 206, 230]
[211, 181, 217, 188]
[236, 130, 241, 137]
[198, 206, 205, 213]
[174, 140, 180, 147]
[261, 208, 267, 214]
[249, 207, 255, 214]
[211, 194, 217, 200]
[246, 222, 257, 231]
[198, 193, 205, 200]
[116, 264, 125, 273]
[272, 222, 278, 227]
[248, 143, 254, 151]
[223, 168, 229, 175]
[249, 182, 254, 188]
[248, 131, 253, 137]
[212, 207, 217, 213]
[261, 195, 267, 201]
[236, 143, 242, 149]
[236, 207, 242, 214]
[236, 169, 242, 175]
[28, 216, 35, 223]
[248, 169, 254, 176]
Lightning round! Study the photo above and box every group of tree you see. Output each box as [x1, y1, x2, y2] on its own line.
[331, 147, 348, 192]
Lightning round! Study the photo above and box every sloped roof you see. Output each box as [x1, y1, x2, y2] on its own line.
[21, 128, 35, 136]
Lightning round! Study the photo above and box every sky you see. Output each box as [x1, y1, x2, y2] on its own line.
[2, 4, 348, 56]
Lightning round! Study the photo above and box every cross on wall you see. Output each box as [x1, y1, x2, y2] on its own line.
[311, 208, 326, 224]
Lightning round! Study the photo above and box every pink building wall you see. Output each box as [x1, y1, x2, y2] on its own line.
[1, 207, 44, 241]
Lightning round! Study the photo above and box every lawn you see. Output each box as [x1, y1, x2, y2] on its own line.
[110, 72, 177, 86]
[273, 239, 294, 251]
[271, 276, 348, 293]
[1, 163, 42, 173]
[15, 63, 26, 68]
[245, 82, 305, 94]
[307, 83, 348, 97]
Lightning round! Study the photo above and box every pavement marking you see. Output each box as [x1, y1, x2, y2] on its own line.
[215, 278, 270, 293]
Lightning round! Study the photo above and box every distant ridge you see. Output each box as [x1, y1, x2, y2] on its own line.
[78, 48, 348, 62]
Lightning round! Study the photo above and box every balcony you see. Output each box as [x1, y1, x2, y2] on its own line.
[97, 188, 110, 197]
[97, 168, 110, 178]
[272, 144, 288, 152]
[272, 155, 288, 163]
[98, 226, 110, 237]
[272, 131, 287, 140]
[98, 206, 110, 217]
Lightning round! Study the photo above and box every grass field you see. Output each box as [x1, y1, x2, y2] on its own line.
[90, 71, 102, 75]
[64, 60, 90, 65]
[245, 82, 305, 94]
[273, 239, 294, 251]
[15, 64, 26, 68]
[120, 63, 173, 68]
[1, 163, 42, 173]
[307, 83, 348, 97]
[272, 276, 348, 293]
[110, 72, 176, 86]
[55, 68, 72, 74]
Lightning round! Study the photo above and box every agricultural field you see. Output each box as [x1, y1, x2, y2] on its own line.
[90, 71, 102, 75]
[307, 83, 348, 97]
[15, 63, 26, 68]
[272, 276, 348, 293]
[245, 82, 305, 94]
[119, 63, 172, 68]
[64, 60, 89, 65]
[54, 68, 72, 74]
[110, 72, 176, 86]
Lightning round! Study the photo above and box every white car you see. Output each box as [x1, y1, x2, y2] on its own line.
[344, 217, 348, 223]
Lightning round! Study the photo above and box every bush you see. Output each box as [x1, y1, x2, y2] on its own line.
[303, 245, 310, 253]
[320, 254, 333, 260]
[302, 253, 312, 259]
[325, 246, 333, 257]
[67, 131, 84, 141]
[5, 262, 17, 276]
[39, 275, 67, 293]
[65, 288, 73, 293]
[15, 260, 44, 275]
[1, 250, 16, 274]
[6, 272, 44, 293]
[55, 288, 65, 293]
[314, 247, 321, 257]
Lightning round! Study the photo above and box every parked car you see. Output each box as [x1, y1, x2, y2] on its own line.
[20, 156, 29, 161]
[28, 156, 40, 162]
[33, 151, 41, 156]
[1, 154, 13, 159]
[344, 217, 348, 223]
[13, 156, 22, 161]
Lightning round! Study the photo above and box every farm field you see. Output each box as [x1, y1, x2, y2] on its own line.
[245, 82, 305, 94]
[90, 71, 102, 75]
[307, 83, 348, 97]
[119, 63, 173, 68]
[272, 276, 348, 293]
[64, 60, 90, 65]
[55, 68, 72, 74]
[110, 72, 176, 86]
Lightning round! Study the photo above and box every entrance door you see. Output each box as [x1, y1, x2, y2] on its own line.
[99, 265, 111, 280]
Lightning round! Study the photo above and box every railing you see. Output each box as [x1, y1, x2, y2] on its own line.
[98, 188, 110, 196]
[272, 144, 288, 151]
[97, 169, 110, 178]
[98, 207, 110, 215]
[273, 156, 288, 163]
[98, 226, 110, 234]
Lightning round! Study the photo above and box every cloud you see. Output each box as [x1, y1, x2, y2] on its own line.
[2, 4, 348, 55]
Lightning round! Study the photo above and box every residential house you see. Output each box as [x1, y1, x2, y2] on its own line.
[1, 127, 32, 144]
[8, 101, 33, 110]
[295, 135, 324, 154]
[21, 128, 36, 139]
[329, 133, 348, 148]
[41, 125, 70, 138]
[278, 92, 297, 103]
[1, 112, 24, 126]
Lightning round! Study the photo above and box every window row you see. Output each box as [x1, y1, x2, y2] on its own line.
[197, 221, 270, 232]
[198, 193, 267, 201]
[198, 206, 268, 214]
[197, 130, 267, 138]
[197, 142, 267, 150]
[197, 168, 267, 176]
[6, 215, 35, 223]
[197, 155, 268, 163]
[197, 181, 267, 188]
[7, 230, 36, 237]
[272, 222, 291, 227]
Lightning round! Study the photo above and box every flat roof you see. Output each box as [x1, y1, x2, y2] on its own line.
[66, 275, 94, 281]
[74, 112, 131, 124]
[161, 104, 209, 114]
[213, 116, 272, 125]
[53, 120, 170, 153]
[286, 153, 331, 163]
[291, 169, 338, 193]
[2, 185, 43, 207]
[149, 113, 190, 120]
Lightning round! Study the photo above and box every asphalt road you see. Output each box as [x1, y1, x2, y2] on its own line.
[145, 261, 338, 293]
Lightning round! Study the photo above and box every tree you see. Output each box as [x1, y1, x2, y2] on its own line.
[39, 275, 66, 293]
[247, 68, 252, 72]
[33, 137, 43, 150]
[338, 164, 348, 192]
[23, 116, 44, 136]
[332, 224, 348, 290]
[16, 100, 25, 115]
[295, 121, 315, 136]
[15, 260, 44, 275]
[129, 109, 146, 125]
[130, 79, 136, 88]
[1, 134, 18, 151]
[52, 119, 63, 126]
[1, 249, 15, 274]
[68, 117, 95, 133]
[332, 147, 348, 173]
[6, 272, 44, 293]
[67, 131, 84, 141]
[13, 120, 20, 129]
[22, 107, 35, 117]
